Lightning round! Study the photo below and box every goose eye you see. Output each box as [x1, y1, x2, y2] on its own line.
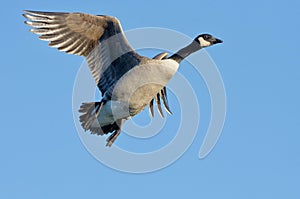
[204, 35, 210, 40]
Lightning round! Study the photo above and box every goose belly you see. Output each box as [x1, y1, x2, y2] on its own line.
[111, 59, 179, 114]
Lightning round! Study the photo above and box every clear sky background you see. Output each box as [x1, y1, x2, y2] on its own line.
[1, 0, 300, 198]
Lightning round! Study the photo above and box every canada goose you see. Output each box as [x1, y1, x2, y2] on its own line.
[23, 10, 222, 146]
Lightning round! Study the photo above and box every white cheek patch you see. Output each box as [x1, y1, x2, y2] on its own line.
[198, 37, 211, 47]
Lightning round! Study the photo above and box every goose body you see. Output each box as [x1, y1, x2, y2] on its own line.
[94, 58, 178, 126]
[23, 10, 222, 146]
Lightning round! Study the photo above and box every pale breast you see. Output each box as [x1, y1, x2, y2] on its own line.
[111, 59, 179, 115]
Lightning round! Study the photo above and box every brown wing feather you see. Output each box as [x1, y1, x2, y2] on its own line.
[23, 10, 110, 56]
[23, 10, 139, 96]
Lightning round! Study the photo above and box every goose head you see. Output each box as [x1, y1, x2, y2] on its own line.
[168, 33, 223, 63]
[195, 34, 223, 48]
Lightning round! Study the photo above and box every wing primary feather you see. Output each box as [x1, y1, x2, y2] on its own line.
[23, 10, 67, 19]
[149, 99, 154, 117]
[161, 87, 172, 115]
[25, 21, 61, 28]
[23, 10, 137, 96]
[29, 26, 68, 36]
[156, 94, 164, 118]
[23, 13, 50, 21]
[38, 27, 70, 40]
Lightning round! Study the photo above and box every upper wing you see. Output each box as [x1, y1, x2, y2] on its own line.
[23, 10, 140, 96]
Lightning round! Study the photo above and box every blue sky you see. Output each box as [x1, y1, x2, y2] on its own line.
[1, 0, 300, 198]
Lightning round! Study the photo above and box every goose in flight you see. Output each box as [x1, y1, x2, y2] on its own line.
[23, 10, 223, 146]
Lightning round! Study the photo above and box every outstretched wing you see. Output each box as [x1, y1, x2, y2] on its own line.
[149, 52, 172, 118]
[23, 10, 140, 96]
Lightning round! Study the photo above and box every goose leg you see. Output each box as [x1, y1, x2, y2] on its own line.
[105, 119, 125, 147]
[106, 129, 121, 147]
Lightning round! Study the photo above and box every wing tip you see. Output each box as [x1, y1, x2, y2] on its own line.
[24, 20, 32, 26]
[22, 10, 38, 16]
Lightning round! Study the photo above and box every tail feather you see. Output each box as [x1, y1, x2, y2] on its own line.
[79, 102, 126, 146]
[79, 102, 104, 135]
[79, 101, 123, 135]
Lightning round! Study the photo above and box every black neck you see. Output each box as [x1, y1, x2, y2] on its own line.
[169, 41, 202, 63]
